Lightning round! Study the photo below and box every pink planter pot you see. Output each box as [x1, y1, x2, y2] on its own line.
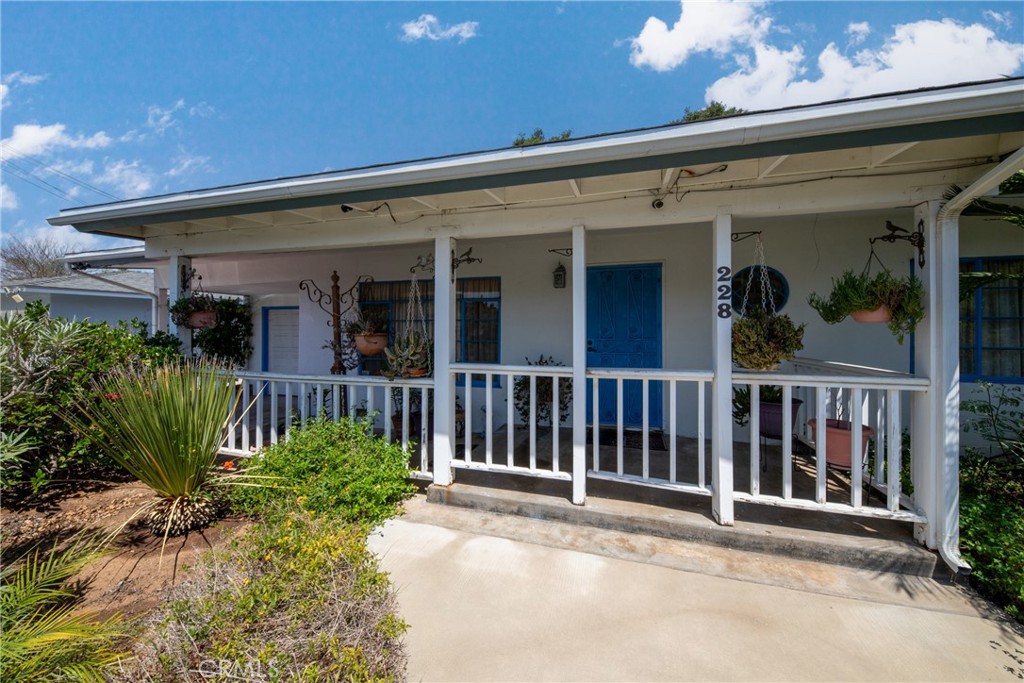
[807, 418, 875, 470]
[850, 305, 891, 323]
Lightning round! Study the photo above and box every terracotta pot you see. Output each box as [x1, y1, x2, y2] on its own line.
[354, 333, 388, 356]
[188, 310, 217, 329]
[851, 305, 892, 323]
[807, 418, 875, 470]
[406, 367, 429, 377]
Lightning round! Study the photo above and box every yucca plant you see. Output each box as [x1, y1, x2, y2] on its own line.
[64, 359, 245, 537]
[0, 537, 124, 682]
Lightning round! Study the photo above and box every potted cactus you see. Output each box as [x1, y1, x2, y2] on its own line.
[384, 330, 432, 378]
[732, 311, 805, 371]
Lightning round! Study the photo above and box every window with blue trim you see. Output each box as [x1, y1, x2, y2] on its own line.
[357, 277, 500, 375]
[960, 256, 1024, 382]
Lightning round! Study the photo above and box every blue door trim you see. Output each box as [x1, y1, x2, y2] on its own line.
[261, 306, 299, 372]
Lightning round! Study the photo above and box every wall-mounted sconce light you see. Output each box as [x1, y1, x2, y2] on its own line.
[553, 262, 567, 289]
[2, 287, 24, 303]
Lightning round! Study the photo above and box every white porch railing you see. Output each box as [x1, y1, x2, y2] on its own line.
[224, 371, 433, 478]
[733, 362, 928, 521]
[450, 363, 573, 480]
[587, 369, 714, 496]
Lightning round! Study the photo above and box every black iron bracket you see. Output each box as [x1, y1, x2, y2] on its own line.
[731, 231, 762, 243]
[547, 248, 573, 257]
[871, 220, 926, 268]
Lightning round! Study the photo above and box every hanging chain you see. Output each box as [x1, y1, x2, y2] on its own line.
[740, 235, 776, 317]
[405, 273, 428, 337]
[862, 243, 893, 277]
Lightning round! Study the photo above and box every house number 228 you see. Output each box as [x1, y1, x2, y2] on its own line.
[716, 266, 732, 319]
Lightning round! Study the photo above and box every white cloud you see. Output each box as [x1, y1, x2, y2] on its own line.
[847, 21, 871, 46]
[704, 18, 1024, 110]
[147, 99, 185, 134]
[167, 150, 212, 178]
[189, 101, 216, 118]
[1, 123, 112, 157]
[48, 159, 95, 177]
[0, 71, 46, 110]
[401, 14, 478, 42]
[1, 183, 18, 211]
[984, 10, 1011, 28]
[96, 160, 154, 197]
[630, 0, 770, 72]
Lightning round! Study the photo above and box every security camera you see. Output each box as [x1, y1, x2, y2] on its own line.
[651, 198, 665, 209]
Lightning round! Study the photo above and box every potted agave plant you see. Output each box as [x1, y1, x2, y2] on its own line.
[808, 270, 924, 344]
[732, 311, 806, 371]
[345, 308, 389, 356]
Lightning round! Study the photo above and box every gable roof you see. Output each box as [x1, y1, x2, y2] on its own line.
[4, 270, 155, 296]
[49, 78, 1024, 237]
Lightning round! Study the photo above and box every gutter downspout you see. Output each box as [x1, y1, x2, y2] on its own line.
[935, 146, 1024, 578]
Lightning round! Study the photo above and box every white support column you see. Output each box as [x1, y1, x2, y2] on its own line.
[911, 201, 940, 547]
[936, 209, 963, 567]
[711, 211, 735, 525]
[167, 255, 192, 356]
[571, 224, 587, 505]
[432, 235, 456, 486]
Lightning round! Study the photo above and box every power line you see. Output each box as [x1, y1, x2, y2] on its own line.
[3, 164, 75, 201]
[1, 143, 122, 201]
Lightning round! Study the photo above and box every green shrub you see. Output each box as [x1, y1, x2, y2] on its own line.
[64, 359, 246, 537]
[960, 460, 1024, 622]
[229, 416, 415, 525]
[117, 511, 407, 682]
[0, 537, 125, 682]
[0, 303, 181, 489]
[513, 355, 572, 426]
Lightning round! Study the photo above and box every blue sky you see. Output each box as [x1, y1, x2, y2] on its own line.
[2, 1, 1022, 253]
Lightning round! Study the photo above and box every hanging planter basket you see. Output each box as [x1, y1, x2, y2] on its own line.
[850, 305, 892, 323]
[188, 309, 218, 330]
[354, 333, 388, 356]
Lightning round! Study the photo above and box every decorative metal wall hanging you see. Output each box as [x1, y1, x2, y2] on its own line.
[547, 248, 573, 257]
[299, 270, 374, 376]
[408, 248, 483, 277]
[731, 230, 762, 243]
[870, 220, 926, 268]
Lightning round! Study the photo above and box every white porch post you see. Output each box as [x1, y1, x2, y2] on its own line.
[432, 235, 456, 486]
[571, 224, 587, 505]
[911, 201, 940, 548]
[711, 211, 735, 525]
[167, 255, 192, 356]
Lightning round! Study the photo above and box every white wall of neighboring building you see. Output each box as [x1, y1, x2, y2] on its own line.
[0, 291, 152, 327]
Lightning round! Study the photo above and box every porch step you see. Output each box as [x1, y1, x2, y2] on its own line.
[424, 472, 940, 578]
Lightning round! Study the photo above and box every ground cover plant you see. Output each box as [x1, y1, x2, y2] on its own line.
[64, 359, 245, 537]
[960, 382, 1024, 621]
[115, 509, 406, 682]
[229, 416, 416, 525]
[0, 537, 125, 682]
[0, 302, 180, 491]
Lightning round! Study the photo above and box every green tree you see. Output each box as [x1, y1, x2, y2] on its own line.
[674, 101, 745, 124]
[512, 128, 573, 147]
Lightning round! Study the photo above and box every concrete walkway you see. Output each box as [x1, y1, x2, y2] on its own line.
[368, 496, 1024, 682]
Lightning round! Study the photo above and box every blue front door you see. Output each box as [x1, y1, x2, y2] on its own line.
[586, 264, 662, 428]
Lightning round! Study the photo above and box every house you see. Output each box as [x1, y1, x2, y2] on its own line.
[51, 78, 1024, 575]
[0, 268, 157, 327]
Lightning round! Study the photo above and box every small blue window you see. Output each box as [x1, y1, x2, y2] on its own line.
[732, 265, 790, 315]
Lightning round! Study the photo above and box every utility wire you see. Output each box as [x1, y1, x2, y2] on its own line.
[1, 143, 122, 201]
[2, 164, 75, 201]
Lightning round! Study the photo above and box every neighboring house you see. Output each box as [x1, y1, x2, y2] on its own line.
[52, 79, 1024, 574]
[0, 270, 156, 327]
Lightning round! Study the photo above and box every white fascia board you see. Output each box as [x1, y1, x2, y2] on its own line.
[61, 246, 151, 266]
[49, 80, 1023, 228]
